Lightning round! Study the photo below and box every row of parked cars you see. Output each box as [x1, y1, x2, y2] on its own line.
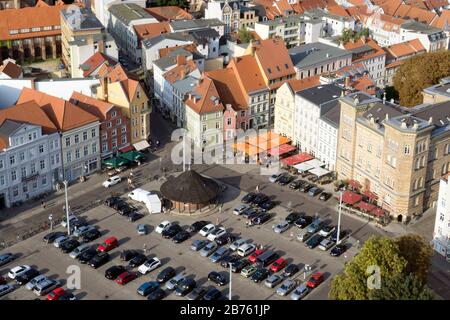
[269, 172, 332, 201]
[104, 196, 144, 222]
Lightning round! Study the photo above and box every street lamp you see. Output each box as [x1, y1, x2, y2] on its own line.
[48, 214, 53, 230]
[229, 264, 232, 300]
[336, 191, 343, 245]
[63, 180, 71, 235]
[303, 264, 310, 280]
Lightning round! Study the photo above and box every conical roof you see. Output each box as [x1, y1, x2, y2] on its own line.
[160, 170, 220, 203]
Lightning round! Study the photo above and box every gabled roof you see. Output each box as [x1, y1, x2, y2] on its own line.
[285, 76, 321, 93]
[81, 52, 117, 78]
[101, 64, 141, 102]
[228, 55, 268, 94]
[207, 67, 248, 111]
[383, 38, 426, 60]
[253, 38, 295, 81]
[163, 60, 198, 84]
[17, 88, 98, 132]
[0, 120, 23, 149]
[0, 61, 22, 78]
[70, 91, 115, 121]
[430, 9, 450, 29]
[145, 6, 193, 22]
[133, 22, 171, 41]
[185, 77, 224, 115]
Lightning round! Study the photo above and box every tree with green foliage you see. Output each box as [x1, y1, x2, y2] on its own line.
[338, 28, 370, 45]
[368, 273, 433, 300]
[393, 50, 450, 107]
[238, 27, 254, 44]
[329, 235, 434, 300]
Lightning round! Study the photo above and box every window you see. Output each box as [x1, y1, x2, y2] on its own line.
[404, 144, 411, 155]
[13, 186, 18, 197]
[0, 159, 3, 169]
[83, 146, 89, 156]
[83, 132, 88, 141]
[0, 175, 4, 186]
[30, 163, 36, 174]
[65, 137, 71, 147]
[112, 111, 117, 118]
[106, 122, 112, 128]
[102, 142, 108, 152]
[116, 118, 122, 125]
[11, 170, 17, 181]
[91, 129, 96, 138]
[21, 167, 26, 179]
[19, 152, 25, 161]
[121, 135, 127, 144]
[40, 160, 45, 170]
[42, 176, 47, 186]
[121, 126, 126, 133]
[216, 122, 220, 129]
[203, 125, 207, 132]
[67, 152, 72, 163]
[10, 155, 15, 165]
[367, 143, 372, 152]
[112, 129, 117, 137]
[74, 135, 79, 143]
[112, 139, 117, 148]
[39, 145, 44, 153]
[75, 149, 80, 159]
[227, 118, 232, 125]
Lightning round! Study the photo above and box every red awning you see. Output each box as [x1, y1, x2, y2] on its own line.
[281, 152, 313, 166]
[342, 191, 362, 205]
[268, 144, 296, 157]
[355, 201, 376, 212]
[348, 179, 362, 189]
[363, 190, 378, 200]
[118, 145, 134, 153]
[371, 207, 386, 217]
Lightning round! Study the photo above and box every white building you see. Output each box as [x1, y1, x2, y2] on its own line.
[205, 0, 256, 34]
[433, 174, 450, 260]
[92, 0, 146, 27]
[317, 103, 340, 171]
[400, 20, 449, 52]
[304, 8, 356, 37]
[169, 19, 226, 38]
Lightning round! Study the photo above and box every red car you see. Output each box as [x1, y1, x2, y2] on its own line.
[270, 258, 287, 273]
[306, 272, 324, 288]
[97, 237, 119, 252]
[115, 271, 137, 285]
[47, 287, 66, 300]
[248, 249, 265, 263]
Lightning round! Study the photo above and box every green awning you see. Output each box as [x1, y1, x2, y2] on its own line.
[119, 150, 146, 162]
[103, 157, 131, 168]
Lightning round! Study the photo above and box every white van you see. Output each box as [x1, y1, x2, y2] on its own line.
[128, 188, 151, 202]
[237, 243, 256, 257]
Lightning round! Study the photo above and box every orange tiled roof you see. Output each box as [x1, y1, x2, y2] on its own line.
[145, 6, 193, 22]
[163, 60, 198, 84]
[393, 4, 438, 24]
[81, 52, 117, 77]
[343, 37, 386, 62]
[253, 38, 295, 82]
[326, 4, 351, 17]
[228, 55, 268, 94]
[383, 38, 426, 59]
[101, 64, 141, 102]
[133, 22, 171, 41]
[17, 88, 99, 132]
[351, 74, 376, 95]
[430, 9, 450, 29]
[286, 76, 321, 93]
[70, 91, 115, 121]
[158, 43, 199, 58]
[0, 100, 58, 134]
[376, 0, 402, 16]
[185, 77, 224, 115]
[0, 4, 70, 41]
[207, 67, 248, 111]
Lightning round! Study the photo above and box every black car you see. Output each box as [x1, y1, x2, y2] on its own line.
[162, 224, 183, 239]
[15, 268, 40, 285]
[89, 252, 110, 268]
[203, 287, 222, 300]
[241, 192, 257, 204]
[128, 254, 147, 268]
[104, 196, 121, 207]
[105, 265, 127, 280]
[60, 239, 80, 253]
[187, 220, 209, 233]
[330, 244, 347, 257]
[331, 230, 348, 243]
[241, 207, 260, 219]
[220, 255, 240, 268]
[319, 192, 332, 201]
[251, 268, 270, 283]
[156, 267, 176, 283]
[186, 287, 207, 300]
[305, 234, 324, 249]
[259, 200, 276, 211]
[283, 264, 300, 277]
[147, 288, 166, 300]
[299, 183, 314, 193]
[78, 248, 98, 264]
[81, 229, 101, 243]
[286, 212, 303, 224]
[172, 230, 191, 243]
[120, 250, 140, 262]
[59, 293, 77, 300]
[231, 259, 250, 273]
[208, 271, 228, 286]
[251, 194, 269, 206]
[43, 231, 65, 244]
[289, 180, 304, 189]
[215, 234, 235, 246]
[111, 199, 127, 210]
[334, 183, 346, 192]
[175, 278, 196, 296]
[308, 187, 323, 197]
[278, 174, 294, 185]
[118, 204, 136, 216]
[251, 212, 272, 225]
[127, 212, 144, 222]
[294, 215, 313, 228]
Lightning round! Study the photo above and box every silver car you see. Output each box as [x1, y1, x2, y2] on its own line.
[277, 279, 296, 296]
[0, 284, 14, 297]
[290, 283, 310, 300]
[53, 235, 70, 248]
[318, 239, 335, 251]
[26, 274, 47, 291]
[209, 247, 230, 263]
[264, 274, 283, 288]
[69, 243, 91, 259]
[73, 225, 96, 238]
[233, 204, 249, 216]
[0, 252, 14, 267]
[272, 220, 290, 234]
[199, 241, 218, 257]
[229, 239, 247, 251]
[165, 273, 186, 290]
[190, 239, 208, 251]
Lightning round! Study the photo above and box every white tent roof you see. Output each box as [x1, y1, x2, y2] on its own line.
[293, 158, 324, 172]
[309, 166, 330, 178]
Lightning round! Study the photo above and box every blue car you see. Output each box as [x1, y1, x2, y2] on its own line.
[306, 218, 323, 234]
[137, 281, 159, 296]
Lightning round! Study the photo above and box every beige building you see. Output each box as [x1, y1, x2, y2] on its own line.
[336, 91, 450, 221]
[422, 77, 450, 104]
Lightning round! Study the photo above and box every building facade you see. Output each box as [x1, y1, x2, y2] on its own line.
[433, 174, 450, 260]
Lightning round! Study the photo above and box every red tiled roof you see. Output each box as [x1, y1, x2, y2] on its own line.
[207, 67, 249, 111]
[383, 38, 426, 59]
[185, 76, 224, 115]
[253, 38, 295, 82]
[286, 76, 321, 93]
[70, 91, 115, 121]
[281, 152, 314, 166]
[145, 6, 193, 22]
[81, 52, 117, 77]
[133, 22, 171, 42]
[342, 190, 362, 205]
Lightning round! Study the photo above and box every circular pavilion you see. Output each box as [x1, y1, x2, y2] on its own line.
[160, 170, 220, 213]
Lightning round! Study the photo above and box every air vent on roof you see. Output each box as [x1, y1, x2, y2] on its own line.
[268, 68, 272, 74]
[285, 63, 289, 69]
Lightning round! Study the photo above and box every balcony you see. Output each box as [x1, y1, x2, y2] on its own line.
[22, 172, 39, 182]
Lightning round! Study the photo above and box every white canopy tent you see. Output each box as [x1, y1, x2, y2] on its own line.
[293, 159, 324, 172]
[309, 166, 330, 178]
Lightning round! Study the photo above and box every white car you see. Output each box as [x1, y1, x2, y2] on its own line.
[207, 227, 226, 241]
[155, 221, 172, 234]
[269, 173, 282, 183]
[318, 239, 335, 251]
[138, 257, 161, 274]
[229, 239, 247, 251]
[199, 224, 216, 237]
[8, 264, 31, 279]
[237, 243, 256, 257]
[102, 175, 122, 188]
[73, 225, 96, 238]
[272, 220, 290, 234]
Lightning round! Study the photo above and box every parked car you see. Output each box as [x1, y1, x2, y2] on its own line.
[0, 284, 14, 297]
[137, 224, 147, 236]
[53, 235, 70, 248]
[118, 204, 137, 216]
[307, 218, 323, 234]
[186, 287, 207, 300]
[286, 212, 303, 224]
[33, 279, 60, 296]
[241, 192, 257, 204]
[105, 265, 127, 280]
[291, 283, 310, 300]
[319, 225, 336, 237]
[297, 229, 312, 243]
[0, 253, 14, 267]
[270, 258, 287, 273]
[233, 204, 249, 215]
[319, 192, 332, 201]
[26, 274, 47, 291]
[89, 252, 110, 269]
[265, 274, 283, 288]
[278, 173, 294, 185]
[175, 278, 196, 296]
[230, 259, 250, 273]
[248, 249, 265, 263]
[259, 200, 276, 212]
[172, 230, 191, 243]
[330, 230, 348, 243]
[199, 223, 216, 237]
[241, 207, 260, 219]
[269, 173, 283, 183]
[199, 241, 218, 257]
[251, 212, 272, 225]
[208, 271, 228, 286]
[299, 183, 314, 193]
[165, 273, 186, 290]
[215, 234, 235, 246]
[47, 287, 67, 300]
[207, 227, 226, 241]
[111, 200, 127, 210]
[8, 265, 31, 279]
[60, 239, 80, 254]
[156, 267, 176, 283]
[283, 264, 300, 277]
[237, 243, 256, 257]
[129, 254, 147, 269]
[43, 231, 65, 244]
[210, 246, 230, 263]
[81, 229, 101, 243]
[277, 279, 296, 296]
[137, 281, 160, 296]
[330, 244, 348, 257]
[305, 234, 324, 249]
[294, 215, 313, 228]
[115, 271, 138, 285]
[59, 293, 77, 300]
[190, 239, 209, 251]
[252, 194, 269, 206]
[203, 287, 222, 300]
[120, 250, 140, 262]
[229, 239, 247, 252]
[251, 268, 270, 283]
[289, 180, 304, 189]
[241, 264, 258, 278]
[128, 212, 144, 222]
[73, 225, 96, 238]
[147, 288, 166, 300]
[15, 268, 40, 285]
[162, 224, 183, 239]
[155, 221, 172, 234]
[77, 248, 98, 264]
[61, 214, 77, 228]
[104, 196, 121, 207]
[138, 257, 161, 275]
[319, 238, 335, 251]
[308, 187, 323, 197]
[97, 236, 119, 252]
[272, 220, 290, 233]
[187, 220, 208, 233]
[103, 175, 122, 188]
[306, 272, 324, 288]
[220, 255, 240, 268]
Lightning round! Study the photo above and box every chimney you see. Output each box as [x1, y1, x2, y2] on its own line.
[100, 77, 108, 101]
[176, 54, 186, 66]
[401, 121, 407, 129]
[413, 120, 419, 130]
[344, 76, 351, 88]
[385, 113, 389, 121]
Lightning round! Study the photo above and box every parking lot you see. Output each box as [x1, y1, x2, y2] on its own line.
[0, 171, 360, 300]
